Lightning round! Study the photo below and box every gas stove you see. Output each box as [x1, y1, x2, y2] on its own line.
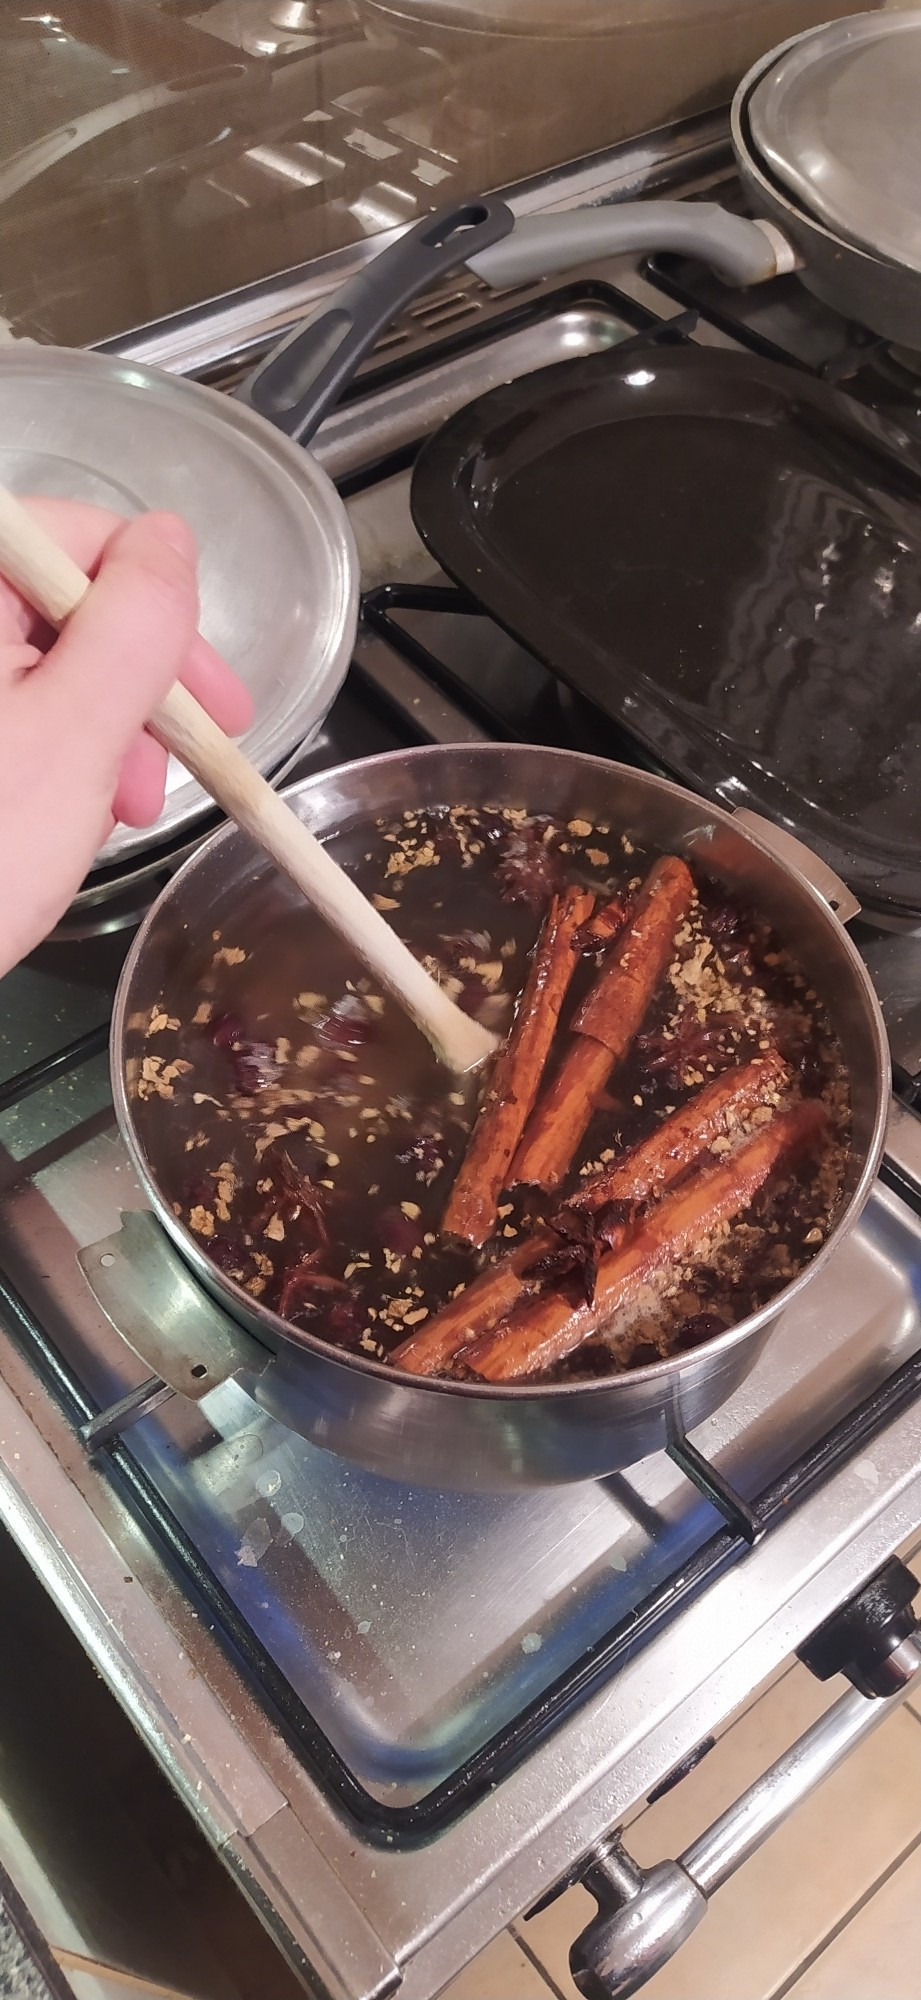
[2, 127, 921, 2000]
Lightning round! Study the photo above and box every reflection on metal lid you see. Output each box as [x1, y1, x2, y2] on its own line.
[0, 345, 357, 867]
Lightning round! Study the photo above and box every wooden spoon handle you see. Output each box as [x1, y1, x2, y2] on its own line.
[156, 679, 497, 1070]
[0, 488, 496, 1074]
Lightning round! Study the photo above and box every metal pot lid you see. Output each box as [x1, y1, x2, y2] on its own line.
[747, 9, 921, 278]
[364, 0, 730, 36]
[0, 344, 358, 867]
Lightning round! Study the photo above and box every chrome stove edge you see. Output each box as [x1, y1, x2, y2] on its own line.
[0, 1187, 920, 2000]
[0, 1366, 401, 2000]
[97, 113, 731, 378]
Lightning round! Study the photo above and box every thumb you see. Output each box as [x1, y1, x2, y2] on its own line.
[32, 511, 200, 785]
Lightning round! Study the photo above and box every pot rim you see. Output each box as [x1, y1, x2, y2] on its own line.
[110, 742, 891, 1404]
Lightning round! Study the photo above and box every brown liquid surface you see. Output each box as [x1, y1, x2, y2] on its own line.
[130, 805, 850, 1381]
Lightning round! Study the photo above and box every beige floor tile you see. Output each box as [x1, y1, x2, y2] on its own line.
[607, 1661, 799, 1845]
[785, 1839, 921, 1999]
[438, 1930, 555, 2000]
[513, 1885, 595, 2000]
[517, 1666, 921, 2000]
[57, 1960, 200, 2000]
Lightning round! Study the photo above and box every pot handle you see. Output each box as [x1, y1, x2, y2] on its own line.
[467, 201, 799, 292]
[731, 808, 861, 924]
[77, 1209, 269, 1451]
[236, 195, 515, 445]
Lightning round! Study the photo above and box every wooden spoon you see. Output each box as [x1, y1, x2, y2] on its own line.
[0, 487, 497, 1074]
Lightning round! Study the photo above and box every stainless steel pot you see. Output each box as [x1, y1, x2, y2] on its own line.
[110, 744, 889, 1493]
[466, 11, 921, 350]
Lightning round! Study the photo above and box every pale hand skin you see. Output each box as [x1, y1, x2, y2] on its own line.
[0, 501, 253, 977]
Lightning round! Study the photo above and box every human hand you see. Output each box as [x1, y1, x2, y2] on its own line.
[0, 499, 253, 975]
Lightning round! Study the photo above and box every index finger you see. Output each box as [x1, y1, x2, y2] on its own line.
[0, 497, 253, 738]
[0, 497, 125, 642]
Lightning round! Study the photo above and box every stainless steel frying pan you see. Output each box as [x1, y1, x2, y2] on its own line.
[466, 11, 921, 350]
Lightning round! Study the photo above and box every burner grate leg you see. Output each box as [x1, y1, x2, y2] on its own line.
[81, 1375, 174, 1454]
[666, 1435, 764, 1546]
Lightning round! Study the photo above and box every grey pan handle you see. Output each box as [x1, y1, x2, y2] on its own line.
[238, 196, 515, 446]
[468, 201, 799, 292]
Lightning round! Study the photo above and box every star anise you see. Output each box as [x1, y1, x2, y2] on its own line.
[637, 1010, 739, 1092]
[533, 1196, 639, 1307]
[529, 1234, 602, 1308]
[495, 821, 563, 911]
[278, 1254, 349, 1321]
[257, 1151, 330, 1241]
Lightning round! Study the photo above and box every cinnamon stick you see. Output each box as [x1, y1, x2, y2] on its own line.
[511, 856, 695, 1190]
[390, 1231, 554, 1376]
[572, 855, 695, 1051]
[442, 886, 594, 1247]
[565, 1052, 788, 1222]
[394, 1056, 787, 1378]
[573, 891, 632, 955]
[508, 1036, 613, 1192]
[465, 1099, 826, 1382]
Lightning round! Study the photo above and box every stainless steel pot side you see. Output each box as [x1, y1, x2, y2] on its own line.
[111, 746, 890, 1492]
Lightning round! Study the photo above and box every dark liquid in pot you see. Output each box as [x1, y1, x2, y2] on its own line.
[130, 805, 850, 1380]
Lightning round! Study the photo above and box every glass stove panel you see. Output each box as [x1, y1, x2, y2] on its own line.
[0, 0, 877, 347]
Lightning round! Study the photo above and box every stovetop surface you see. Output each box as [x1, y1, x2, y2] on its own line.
[61, 1179, 921, 1809]
[4, 668, 921, 1821]
[3, 669, 921, 1830]
[4, 161, 921, 1841]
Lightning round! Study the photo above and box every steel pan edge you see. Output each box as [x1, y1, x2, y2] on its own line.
[731, 36, 921, 350]
[110, 743, 889, 1492]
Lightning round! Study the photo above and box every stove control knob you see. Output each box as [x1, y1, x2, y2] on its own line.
[798, 1557, 920, 1698]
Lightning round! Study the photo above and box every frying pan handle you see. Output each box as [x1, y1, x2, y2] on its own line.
[237, 196, 515, 446]
[732, 809, 861, 924]
[467, 201, 799, 292]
